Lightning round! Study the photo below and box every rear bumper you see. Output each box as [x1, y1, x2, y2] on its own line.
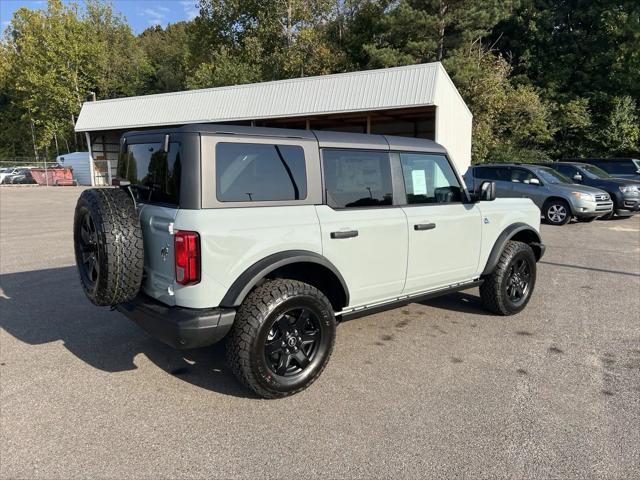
[116, 294, 236, 350]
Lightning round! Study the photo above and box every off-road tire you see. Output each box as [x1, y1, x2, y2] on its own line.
[226, 279, 336, 399]
[480, 241, 536, 316]
[73, 188, 144, 306]
[543, 199, 571, 226]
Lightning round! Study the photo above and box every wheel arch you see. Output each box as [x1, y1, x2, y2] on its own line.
[219, 250, 349, 311]
[543, 195, 575, 215]
[482, 223, 544, 276]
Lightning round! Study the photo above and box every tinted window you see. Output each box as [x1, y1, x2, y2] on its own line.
[474, 166, 509, 181]
[581, 164, 610, 179]
[535, 167, 571, 184]
[510, 168, 537, 183]
[555, 164, 578, 177]
[118, 142, 181, 206]
[216, 143, 306, 202]
[400, 153, 461, 204]
[598, 161, 637, 175]
[322, 149, 392, 208]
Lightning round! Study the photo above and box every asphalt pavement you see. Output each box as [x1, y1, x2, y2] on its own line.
[1, 187, 639, 479]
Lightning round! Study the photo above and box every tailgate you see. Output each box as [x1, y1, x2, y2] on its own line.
[138, 203, 178, 306]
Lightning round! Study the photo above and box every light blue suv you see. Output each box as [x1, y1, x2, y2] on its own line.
[464, 164, 613, 225]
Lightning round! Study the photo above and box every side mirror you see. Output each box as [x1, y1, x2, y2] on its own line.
[529, 178, 541, 185]
[478, 181, 496, 201]
[573, 173, 583, 182]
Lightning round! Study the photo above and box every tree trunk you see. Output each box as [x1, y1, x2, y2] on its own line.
[437, 1, 448, 61]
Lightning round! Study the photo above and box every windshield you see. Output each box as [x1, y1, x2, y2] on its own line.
[581, 164, 611, 179]
[535, 167, 572, 184]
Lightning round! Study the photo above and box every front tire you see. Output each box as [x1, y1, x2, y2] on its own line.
[226, 279, 336, 398]
[543, 199, 571, 225]
[599, 210, 615, 220]
[480, 241, 537, 316]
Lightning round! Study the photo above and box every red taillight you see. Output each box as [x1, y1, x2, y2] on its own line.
[174, 230, 200, 285]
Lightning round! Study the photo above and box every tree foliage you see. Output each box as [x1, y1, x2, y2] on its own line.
[1, 0, 637, 161]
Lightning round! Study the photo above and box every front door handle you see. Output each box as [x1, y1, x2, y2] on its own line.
[330, 230, 359, 239]
[414, 223, 436, 231]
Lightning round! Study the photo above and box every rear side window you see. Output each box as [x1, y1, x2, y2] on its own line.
[400, 153, 462, 204]
[474, 166, 509, 181]
[118, 142, 181, 206]
[598, 161, 637, 175]
[216, 143, 306, 202]
[322, 149, 392, 208]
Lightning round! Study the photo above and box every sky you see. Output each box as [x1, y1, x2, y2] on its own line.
[0, 0, 200, 34]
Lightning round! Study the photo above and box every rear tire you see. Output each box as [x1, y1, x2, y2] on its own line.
[480, 241, 537, 316]
[543, 199, 571, 225]
[226, 279, 336, 398]
[73, 188, 144, 306]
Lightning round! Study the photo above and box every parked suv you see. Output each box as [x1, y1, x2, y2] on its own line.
[74, 125, 545, 398]
[542, 162, 640, 219]
[569, 158, 640, 180]
[464, 163, 613, 225]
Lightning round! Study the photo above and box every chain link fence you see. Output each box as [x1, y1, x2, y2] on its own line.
[0, 156, 112, 186]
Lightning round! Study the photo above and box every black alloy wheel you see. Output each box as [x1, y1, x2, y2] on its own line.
[504, 257, 531, 307]
[77, 211, 100, 291]
[226, 278, 336, 398]
[264, 308, 321, 377]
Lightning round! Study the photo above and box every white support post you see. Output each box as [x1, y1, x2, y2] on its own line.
[85, 132, 95, 187]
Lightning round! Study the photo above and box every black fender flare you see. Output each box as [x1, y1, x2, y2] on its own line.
[482, 223, 543, 276]
[219, 250, 350, 308]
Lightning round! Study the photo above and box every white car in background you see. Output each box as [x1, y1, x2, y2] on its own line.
[0, 167, 21, 184]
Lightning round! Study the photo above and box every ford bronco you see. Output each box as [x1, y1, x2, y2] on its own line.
[74, 125, 545, 398]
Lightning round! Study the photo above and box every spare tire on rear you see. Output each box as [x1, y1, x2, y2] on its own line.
[73, 188, 144, 306]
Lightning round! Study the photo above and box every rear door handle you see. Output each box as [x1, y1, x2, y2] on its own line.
[330, 230, 359, 239]
[414, 223, 436, 231]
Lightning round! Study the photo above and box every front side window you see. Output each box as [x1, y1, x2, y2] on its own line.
[118, 142, 181, 205]
[510, 168, 537, 183]
[400, 153, 462, 204]
[581, 164, 610, 179]
[536, 167, 571, 184]
[555, 164, 578, 178]
[322, 149, 392, 208]
[216, 143, 306, 202]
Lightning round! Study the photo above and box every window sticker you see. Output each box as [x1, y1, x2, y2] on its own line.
[411, 169, 427, 195]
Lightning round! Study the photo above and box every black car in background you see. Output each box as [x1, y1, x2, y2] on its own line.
[567, 158, 640, 180]
[542, 162, 640, 219]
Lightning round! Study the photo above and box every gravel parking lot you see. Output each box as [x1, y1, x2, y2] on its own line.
[1, 187, 639, 479]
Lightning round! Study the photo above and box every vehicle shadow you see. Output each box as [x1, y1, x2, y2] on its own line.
[0, 267, 255, 398]
[420, 290, 492, 316]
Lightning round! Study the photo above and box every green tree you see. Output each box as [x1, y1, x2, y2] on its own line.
[139, 22, 192, 93]
[444, 43, 553, 163]
[494, 0, 640, 157]
[593, 96, 639, 156]
[2, 0, 150, 155]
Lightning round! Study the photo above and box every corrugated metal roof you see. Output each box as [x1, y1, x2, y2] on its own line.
[75, 63, 447, 132]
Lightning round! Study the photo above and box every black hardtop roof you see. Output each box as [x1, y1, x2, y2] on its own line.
[121, 123, 447, 154]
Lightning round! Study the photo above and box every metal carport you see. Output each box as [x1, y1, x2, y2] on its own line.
[75, 62, 472, 184]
